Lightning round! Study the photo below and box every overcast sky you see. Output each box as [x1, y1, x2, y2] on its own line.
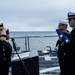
[0, 0, 75, 31]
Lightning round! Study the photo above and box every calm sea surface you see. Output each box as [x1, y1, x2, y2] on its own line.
[10, 31, 57, 37]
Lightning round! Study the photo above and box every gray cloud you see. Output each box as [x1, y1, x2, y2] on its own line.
[0, 0, 75, 31]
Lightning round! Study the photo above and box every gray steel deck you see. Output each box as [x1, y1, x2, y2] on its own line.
[39, 51, 60, 75]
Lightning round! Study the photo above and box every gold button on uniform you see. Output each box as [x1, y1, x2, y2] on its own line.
[4, 58, 6, 60]
[4, 53, 5, 56]
[3, 49, 5, 51]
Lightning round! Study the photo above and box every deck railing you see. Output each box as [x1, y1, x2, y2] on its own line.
[10, 35, 58, 52]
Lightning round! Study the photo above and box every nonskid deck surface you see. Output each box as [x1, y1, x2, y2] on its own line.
[39, 51, 60, 75]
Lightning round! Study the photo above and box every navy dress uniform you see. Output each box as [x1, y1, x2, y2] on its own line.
[63, 11, 75, 75]
[0, 22, 12, 75]
[56, 20, 70, 75]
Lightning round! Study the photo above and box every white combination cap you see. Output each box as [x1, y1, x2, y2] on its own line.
[0, 21, 3, 25]
[59, 20, 68, 25]
[67, 11, 75, 19]
[68, 11, 75, 16]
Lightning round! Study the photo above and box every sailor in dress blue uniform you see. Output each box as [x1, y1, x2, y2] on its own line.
[56, 20, 70, 75]
[63, 11, 75, 75]
[0, 21, 12, 75]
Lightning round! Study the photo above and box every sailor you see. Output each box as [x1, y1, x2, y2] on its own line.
[56, 20, 69, 75]
[0, 21, 12, 75]
[63, 11, 75, 75]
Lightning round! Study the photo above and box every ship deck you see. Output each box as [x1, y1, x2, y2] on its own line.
[39, 51, 60, 75]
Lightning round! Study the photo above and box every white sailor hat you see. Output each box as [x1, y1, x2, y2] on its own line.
[67, 11, 75, 19]
[59, 20, 68, 25]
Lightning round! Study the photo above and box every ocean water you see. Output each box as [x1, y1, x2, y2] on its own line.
[9, 31, 58, 52]
[10, 31, 57, 37]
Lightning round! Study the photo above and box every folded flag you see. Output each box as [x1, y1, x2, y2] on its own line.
[56, 29, 70, 43]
